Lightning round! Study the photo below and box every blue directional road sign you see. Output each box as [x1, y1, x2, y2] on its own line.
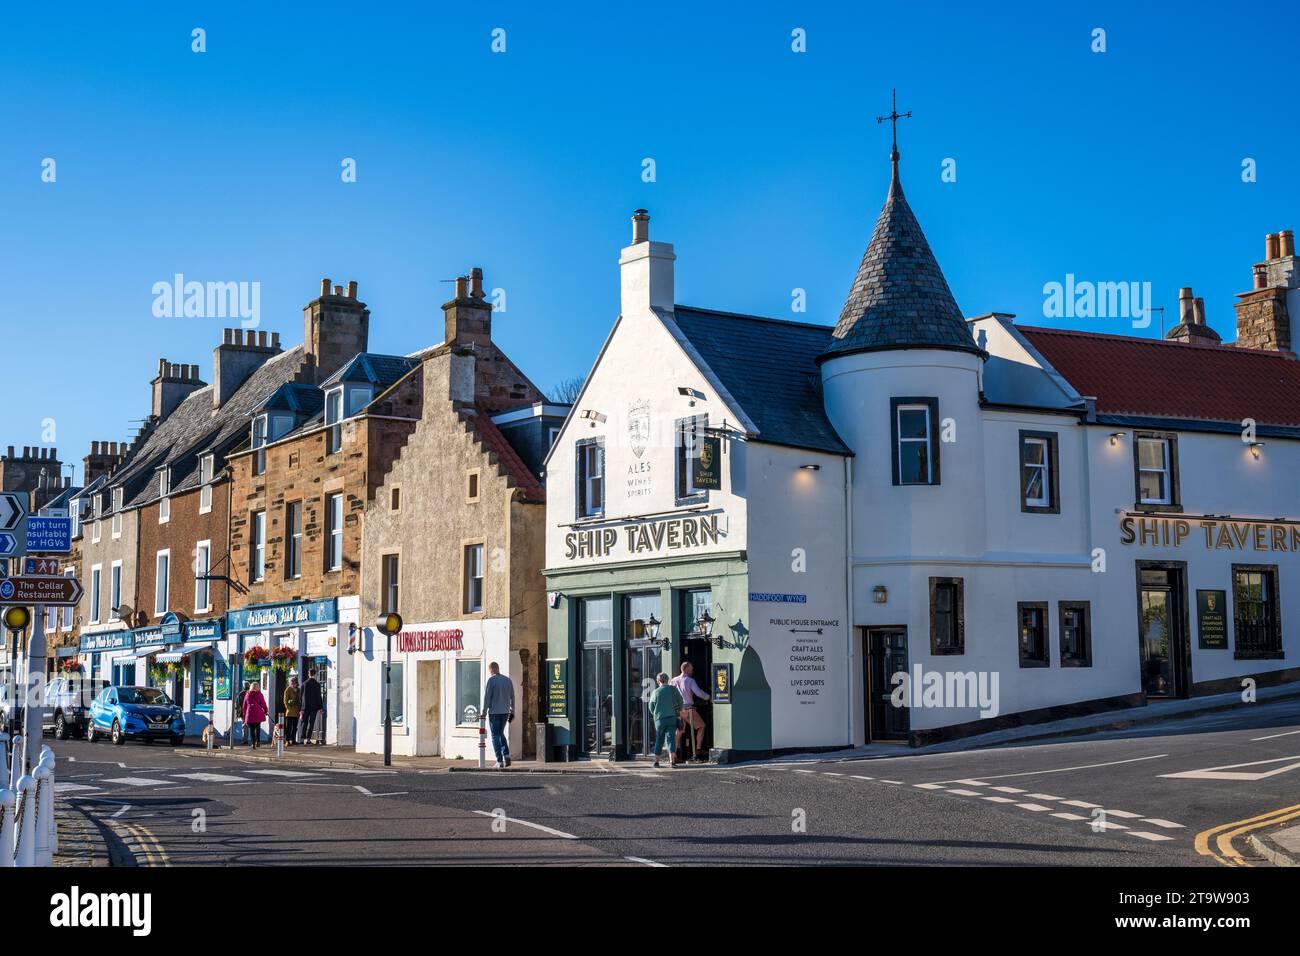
[0, 532, 17, 557]
[26, 517, 72, 554]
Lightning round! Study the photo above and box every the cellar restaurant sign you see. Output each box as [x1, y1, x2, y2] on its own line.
[564, 513, 723, 560]
[1121, 514, 1300, 553]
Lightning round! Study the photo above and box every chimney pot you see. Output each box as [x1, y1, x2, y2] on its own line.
[631, 209, 650, 244]
[1281, 230, 1296, 258]
[1266, 233, 1280, 261]
[346, 280, 358, 299]
[333, 285, 343, 296]
[4, 446, 11, 458]
[455, 276, 469, 299]
[469, 268, 484, 299]
[321, 278, 332, 297]
[1178, 287, 1194, 324]
[1193, 297, 1206, 326]
[1254, 263, 1268, 289]
[271, 332, 280, 348]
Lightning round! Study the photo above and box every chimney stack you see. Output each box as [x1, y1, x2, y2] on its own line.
[1266, 233, 1281, 261]
[1166, 286, 1222, 345]
[619, 208, 675, 316]
[213, 327, 283, 408]
[1234, 229, 1297, 352]
[443, 268, 492, 348]
[151, 359, 206, 419]
[83, 440, 126, 485]
[1281, 230, 1296, 258]
[303, 277, 369, 382]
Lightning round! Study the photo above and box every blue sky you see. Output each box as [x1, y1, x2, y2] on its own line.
[3, 1, 1297, 483]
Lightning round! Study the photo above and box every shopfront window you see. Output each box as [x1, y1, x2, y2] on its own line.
[384, 661, 405, 724]
[193, 650, 215, 711]
[1017, 602, 1049, 667]
[624, 593, 664, 758]
[1233, 565, 1282, 659]
[579, 596, 613, 755]
[454, 659, 480, 725]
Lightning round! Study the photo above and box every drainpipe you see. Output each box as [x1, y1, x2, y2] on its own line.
[843, 455, 855, 747]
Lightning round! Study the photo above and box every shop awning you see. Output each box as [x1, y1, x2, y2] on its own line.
[154, 651, 185, 664]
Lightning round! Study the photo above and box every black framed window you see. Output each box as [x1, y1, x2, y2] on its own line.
[1019, 430, 1060, 514]
[891, 397, 940, 486]
[576, 438, 605, 518]
[929, 577, 964, 654]
[1134, 433, 1180, 510]
[1232, 565, 1282, 659]
[1059, 601, 1092, 667]
[1018, 602, 1049, 667]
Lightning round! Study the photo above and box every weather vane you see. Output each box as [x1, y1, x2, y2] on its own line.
[876, 88, 912, 159]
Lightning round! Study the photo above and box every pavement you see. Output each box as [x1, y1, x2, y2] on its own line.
[36, 693, 1300, 867]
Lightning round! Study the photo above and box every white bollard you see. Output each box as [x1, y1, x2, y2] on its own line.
[478, 712, 487, 769]
[8, 736, 21, 791]
[38, 747, 56, 857]
[13, 776, 35, 867]
[0, 788, 14, 866]
[33, 764, 52, 866]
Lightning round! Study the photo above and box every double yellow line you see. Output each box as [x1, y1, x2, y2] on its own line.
[1195, 803, 1300, 866]
[109, 820, 172, 868]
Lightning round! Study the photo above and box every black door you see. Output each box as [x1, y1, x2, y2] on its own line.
[1138, 564, 1190, 698]
[866, 628, 909, 741]
[677, 635, 713, 757]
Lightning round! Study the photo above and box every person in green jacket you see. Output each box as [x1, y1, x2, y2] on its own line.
[648, 673, 684, 768]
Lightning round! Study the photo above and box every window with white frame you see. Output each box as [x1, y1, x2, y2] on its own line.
[1019, 430, 1059, 513]
[325, 493, 343, 571]
[70, 498, 82, 538]
[90, 566, 102, 623]
[61, 570, 74, 629]
[251, 510, 266, 582]
[251, 416, 268, 476]
[325, 388, 344, 454]
[464, 543, 484, 613]
[155, 550, 170, 615]
[194, 541, 211, 612]
[1136, 435, 1177, 506]
[382, 553, 400, 615]
[892, 398, 940, 486]
[111, 488, 123, 537]
[110, 561, 122, 620]
[159, 467, 171, 522]
[199, 454, 214, 513]
[576, 439, 604, 518]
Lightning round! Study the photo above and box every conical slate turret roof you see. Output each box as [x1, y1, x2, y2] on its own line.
[821, 152, 982, 360]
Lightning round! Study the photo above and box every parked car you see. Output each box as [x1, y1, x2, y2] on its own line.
[88, 685, 185, 745]
[42, 677, 107, 740]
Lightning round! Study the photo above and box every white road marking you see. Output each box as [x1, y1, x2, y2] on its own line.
[112, 804, 132, 818]
[315, 768, 397, 775]
[102, 777, 173, 787]
[1129, 831, 1174, 842]
[793, 769, 817, 774]
[947, 788, 983, 797]
[1016, 803, 1052, 812]
[1094, 821, 1129, 831]
[353, 785, 409, 798]
[625, 856, 667, 867]
[1061, 800, 1101, 809]
[1251, 729, 1300, 741]
[954, 779, 989, 787]
[472, 810, 578, 839]
[1051, 812, 1088, 821]
[1140, 818, 1185, 829]
[850, 776, 874, 781]
[982, 796, 1017, 804]
[1024, 793, 1063, 801]
[1102, 810, 1144, 819]
[992, 786, 1026, 794]
[174, 772, 250, 783]
[1160, 755, 1300, 781]
[914, 783, 946, 790]
[879, 779, 904, 785]
[939, 754, 1168, 783]
[55, 783, 101, 793]
[822, 772, 844, 777]
[246, 769, 323, 778]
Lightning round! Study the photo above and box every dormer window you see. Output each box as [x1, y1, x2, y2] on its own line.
[158, 467, 171, 523]
[251, 415, 268, 476]
[199, 454, 215, 513]
[346, 385, 374, 417]
[325, 387, 344, 454]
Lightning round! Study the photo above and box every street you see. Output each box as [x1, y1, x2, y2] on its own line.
[52, 696, 1300, 867]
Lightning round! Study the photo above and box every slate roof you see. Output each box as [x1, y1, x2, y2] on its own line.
[321, 352, 420, 389]
[822, 158, 982, 360]
[1020, 326, 1300, 427]
[111, 346, 307, 510]
[471, 403, 546, 503]
[671, 306, 851, 456]
[258, 382, 325, 419]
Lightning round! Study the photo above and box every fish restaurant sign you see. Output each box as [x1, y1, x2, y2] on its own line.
[227, 599, 337, 632]
[564, 513, 723, 560]
[1121, 513, 1300, 552]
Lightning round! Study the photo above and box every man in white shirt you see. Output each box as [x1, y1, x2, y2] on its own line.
[670, 661, 711, 763]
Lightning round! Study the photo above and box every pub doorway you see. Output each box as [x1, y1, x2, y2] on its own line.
[1136, 561, 1191, 698]
[864, 627, 909, 742]
[677, 588, 714, 758]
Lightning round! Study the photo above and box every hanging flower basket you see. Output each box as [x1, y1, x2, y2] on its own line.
[243, 646, 271, 670]
[148, 664, 168, 685]
[270, 645, 297, 673]
[59, 658, 82, 673]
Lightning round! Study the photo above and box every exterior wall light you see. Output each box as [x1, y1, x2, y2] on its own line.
[873, 585, 888, 604]
[800, 463, 821, 471]
[1108, 432, 1126, 446]
[1250, 441, 1265, 459]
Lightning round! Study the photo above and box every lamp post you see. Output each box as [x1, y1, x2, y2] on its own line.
[375, 612, 403, 767]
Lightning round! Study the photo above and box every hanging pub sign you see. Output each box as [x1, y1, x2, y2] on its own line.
[1196, 589, 1229, 649]
[692, 435, 723, 490]
[712, 662, 733, 704]
[547, 659, 567, 718]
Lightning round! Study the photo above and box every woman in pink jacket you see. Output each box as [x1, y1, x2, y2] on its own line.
[242, 684, 269, 749]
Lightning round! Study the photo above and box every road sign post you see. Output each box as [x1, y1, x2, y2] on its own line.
[0, 576, 82, 606]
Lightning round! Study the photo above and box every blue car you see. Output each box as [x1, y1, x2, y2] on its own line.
[88, 685, 186, 746]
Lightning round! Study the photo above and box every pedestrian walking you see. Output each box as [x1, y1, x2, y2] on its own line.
[283, 676, 301, 747]
[481, 662, 515, 769]
[300, 668, 323, 745]
[235, 682, 251, 746]
[671, 661, 711, 762]
[242, 683, 268, 749]
[648, 673, 683, 768]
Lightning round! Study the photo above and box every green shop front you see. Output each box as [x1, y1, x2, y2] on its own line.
[543, 550, 771, 762]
